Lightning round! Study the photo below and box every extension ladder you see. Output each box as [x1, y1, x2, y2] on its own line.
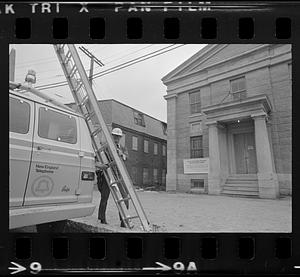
[53, 44, 151, 231]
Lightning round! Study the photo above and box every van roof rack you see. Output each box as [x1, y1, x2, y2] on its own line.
[9, 81, 75, 113]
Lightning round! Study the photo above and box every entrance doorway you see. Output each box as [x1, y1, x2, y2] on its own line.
[233, 132, 257, 174]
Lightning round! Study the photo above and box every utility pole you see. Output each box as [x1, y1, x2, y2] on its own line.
[9, 48, 16, 82]
[78, 46, 105, 85]
[89, 57, 94, 85]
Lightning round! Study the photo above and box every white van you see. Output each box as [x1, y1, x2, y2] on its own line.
[9, 87, 96, 230]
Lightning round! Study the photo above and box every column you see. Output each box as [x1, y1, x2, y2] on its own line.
[252, 112, 279, 199]
[207, 121, 222, 194]
[165, 95, 178, 191]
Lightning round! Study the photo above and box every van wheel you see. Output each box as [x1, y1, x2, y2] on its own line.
[36, 220, 67, 232]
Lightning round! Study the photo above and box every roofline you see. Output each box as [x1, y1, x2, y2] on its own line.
[161, 44, 215, 83]
[112, 122, 167, 142]
[67, 98, 167, 125]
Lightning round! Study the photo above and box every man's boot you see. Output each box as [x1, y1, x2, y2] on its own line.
[100, 219, 108, 224]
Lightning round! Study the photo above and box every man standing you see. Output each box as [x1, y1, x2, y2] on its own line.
[96, 127, 129, 227]
[96, 162, 109, 224]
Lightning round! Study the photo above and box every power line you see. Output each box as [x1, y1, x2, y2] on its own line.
[92, 44, 176, 78]
[93, 45, 185, 79]
[15, 45, 153, 76]
[98, 44, 152, 63]
[15, 45, 155, 79]
[104, 44, 155, 65]
[34, 44, 185, 91]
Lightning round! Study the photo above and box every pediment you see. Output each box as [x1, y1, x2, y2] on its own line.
[162, 44, 265, 84]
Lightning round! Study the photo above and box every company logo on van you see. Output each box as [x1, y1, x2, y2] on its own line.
[61, 185, 70, 192]
[31, 176, 54, 197]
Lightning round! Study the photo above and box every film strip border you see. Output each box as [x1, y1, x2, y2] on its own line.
[8, 16, 292, 41]
[2, 1, 299, 275]
[0, 3, 294, 42]
[6, 234, 293, 274]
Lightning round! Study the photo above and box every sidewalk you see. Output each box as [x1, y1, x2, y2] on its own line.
[72, 189, 292, 232]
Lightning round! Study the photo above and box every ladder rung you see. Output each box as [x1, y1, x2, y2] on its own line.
[79, 95, 89, 106]
[91, 127, 102, 137]
[125, 215, 139, 220]
[69, 66, 78, 78]
[117, 196, 131, 203]
[84, 111, 95, 121]
[63, 51, 72, 64]
[74, 82, 83, 93]
[97, 143, 109, 153]
[107, 160, 116, 167]
[110, 179, 121, 186]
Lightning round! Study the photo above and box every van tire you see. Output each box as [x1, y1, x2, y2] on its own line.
[36, 220, 67, 232]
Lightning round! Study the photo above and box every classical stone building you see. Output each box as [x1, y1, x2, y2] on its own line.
[162, 44, 291, 199]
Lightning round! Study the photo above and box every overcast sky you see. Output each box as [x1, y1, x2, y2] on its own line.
[10, 44, 206, 122]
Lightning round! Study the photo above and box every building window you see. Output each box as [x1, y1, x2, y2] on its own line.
[162, 122, 167, 135]
[162, 144, 166, 156]
[154, 143, 158, 155]
[144, 139, 149, 153]
[133, 111, 145, 127]
[230, 76, 246, 100]
[38, 107, 77, 144]
[191, 179, 204, 189]
[153, 168, 158, 183]
[9, 97, 30, 134]
[162, 169, 166, 185]
[190, 136, 203, 158]
[131, 166, 138, 184]
[143, 168, 149, 185]
[132, 136, 138, 150]
[189, 91, 201, 114]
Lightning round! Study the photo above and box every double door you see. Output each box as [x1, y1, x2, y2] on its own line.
[233, 132, 257, 174]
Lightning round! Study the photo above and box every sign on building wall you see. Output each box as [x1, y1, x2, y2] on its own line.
[183, 158, 209, 174]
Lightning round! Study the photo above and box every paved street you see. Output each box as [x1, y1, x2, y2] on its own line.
[72, 189, 292, 232]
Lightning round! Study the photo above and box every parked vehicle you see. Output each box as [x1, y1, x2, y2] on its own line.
[9, 85, 96, 231]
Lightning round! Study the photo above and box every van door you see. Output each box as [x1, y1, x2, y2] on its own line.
[9, 95, 34, 207]
[24, 104, 81, 206]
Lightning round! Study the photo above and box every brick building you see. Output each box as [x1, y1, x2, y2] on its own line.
[162, 44, 291, 199]
[69, 99, 167, 189]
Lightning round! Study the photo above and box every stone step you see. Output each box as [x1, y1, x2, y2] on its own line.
[221, 192, 259, 198]
[227, 176, 258, 182]
[223, 185, 259, 192]
[221, 189, 259, 197]
[229, 174, 257, 179]
[225, 180, 258, 186]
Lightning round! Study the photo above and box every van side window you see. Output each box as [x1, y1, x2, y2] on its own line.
[38, 107, 77, 144]
[9, 97, 30, 134]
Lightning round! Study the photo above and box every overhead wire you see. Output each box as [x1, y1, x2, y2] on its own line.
[33, 44, 185, 91]
[15, 44, 156, 81]
[96, 44, 153, 63]
[92, 44, 185, 79]
[104, 44, 155, 65]
[91, 44, 177, 78]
